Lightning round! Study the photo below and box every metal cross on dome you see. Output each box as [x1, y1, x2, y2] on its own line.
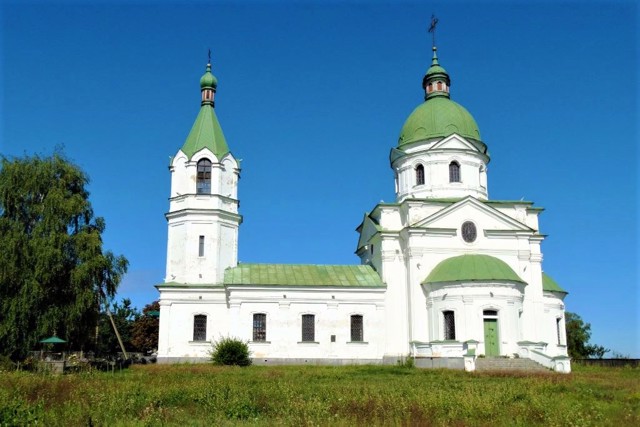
[428, 14, 439, 48]
[208, 48, 211, 64]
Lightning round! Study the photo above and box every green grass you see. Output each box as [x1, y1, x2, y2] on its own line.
[1, 364, 638, 426]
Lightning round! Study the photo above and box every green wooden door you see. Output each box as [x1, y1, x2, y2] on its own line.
[483, 319, 499, 356]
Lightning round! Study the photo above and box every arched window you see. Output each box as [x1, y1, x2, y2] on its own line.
[193, 314, 207, 341]
[350, 315, 364, 342]
[443, 311, 456, 340]
[449, 161, 461, 183]
[253, 313, 267, 342]
[196, 159, 212, 194]
[415, 164, 425, 186]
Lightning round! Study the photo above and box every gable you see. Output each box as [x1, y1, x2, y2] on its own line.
[413, 197, 533, 232]
[430, 134, 483, 153]
[356, 214, 382, 250]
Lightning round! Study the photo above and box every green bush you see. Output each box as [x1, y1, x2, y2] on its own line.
[209, 337, 252, 366]
[0, 355, 15, 372]
[397, 356, 415, 368]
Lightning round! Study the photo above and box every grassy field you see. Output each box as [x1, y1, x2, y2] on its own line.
[1, 363, 638, 426]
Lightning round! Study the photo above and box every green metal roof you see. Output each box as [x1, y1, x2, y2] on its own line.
[398, 97, 481, 146]
[542, 272, 568, 294]
[181, 105, 229, 160]
[155, 281, 222, 288]
[40, 336, 66, 344]
[423, 254, 526, 285]
[224, 264, 385, 288]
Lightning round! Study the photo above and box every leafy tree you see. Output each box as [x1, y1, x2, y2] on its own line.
[565, 311, 609, 359]
[0, 153, 128, 360]
[95, 298, 140, 355]
[131, 301, 160, 354]
[210, 337, 252, 366]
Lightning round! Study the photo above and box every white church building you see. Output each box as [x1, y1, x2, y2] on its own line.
[156, 43, 571, 372]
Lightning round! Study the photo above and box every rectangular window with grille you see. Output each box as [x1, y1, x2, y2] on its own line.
[443, 310, 456, 340]
[193, 314, 207, 341]
[253, 313, 267, 342]
[198, 235, 205, 257]
[350, 315, 364, 342]
[301, 314, 315, 342]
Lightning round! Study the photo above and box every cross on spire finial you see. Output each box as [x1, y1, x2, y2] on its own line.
[428, 14, 439, 49]
[207, 48, 211, 65]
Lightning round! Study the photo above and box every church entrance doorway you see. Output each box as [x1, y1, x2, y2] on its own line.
[483, 310, 499, 356]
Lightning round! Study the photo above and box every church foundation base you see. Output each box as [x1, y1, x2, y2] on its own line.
[414, 357, 465, 370]
[157, 356, 384, 365]
[157, 356, 210, 364]
[252, 358, 382, 366]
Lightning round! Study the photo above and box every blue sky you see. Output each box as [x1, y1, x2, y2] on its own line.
[1, 1, 637, 356]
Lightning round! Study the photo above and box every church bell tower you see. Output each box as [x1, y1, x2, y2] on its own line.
[164, 59, 242, 285]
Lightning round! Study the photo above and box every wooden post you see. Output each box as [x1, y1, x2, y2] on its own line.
[106, 307, 128, 360]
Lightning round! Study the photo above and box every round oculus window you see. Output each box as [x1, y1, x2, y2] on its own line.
[461, 221, 477, 243]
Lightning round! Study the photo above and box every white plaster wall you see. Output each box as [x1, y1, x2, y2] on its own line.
[379, 237, 410, 357]
[165, 211, 239, 284]
[374, 196, 551, 358]
[393, 135, 489, 202]
[543, 293, 569, 357]
[490, 205, 541, 231]
[158, 286, 386, 361]
[423, 283, 525, 356]
[157, 286, 229, 359]
[165, 148, 241, 285]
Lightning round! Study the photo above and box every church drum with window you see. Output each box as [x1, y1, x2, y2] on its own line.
[156, 39, 571, 372]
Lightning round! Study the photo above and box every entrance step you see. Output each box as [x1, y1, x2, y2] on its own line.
[475, 357, 550, 373]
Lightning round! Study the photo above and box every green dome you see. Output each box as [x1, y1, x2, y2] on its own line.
[426, 64, 447, 77]
[423, 254, 526, 285]
[200, 63, 217, 88]
[398, 96, 482, 145]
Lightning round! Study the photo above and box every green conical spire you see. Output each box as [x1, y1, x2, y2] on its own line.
[180, 62, 229, 160]
[431, 46, 441, 67]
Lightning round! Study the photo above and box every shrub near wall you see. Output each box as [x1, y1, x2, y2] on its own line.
[209, 337, 252, 366]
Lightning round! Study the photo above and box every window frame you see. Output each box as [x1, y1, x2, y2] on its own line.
[443, 310, 456, 340]
[449, 161, 461, 183]
[415, 164, 425, 186]
[461, 221, 477, 243]
[196, 158, 212, 194]
[192, 314, 207, 342]
[556, 317, 563, 345]
[350, 314, 364, 342]
[198, 235, 205, 257]
[253, 313, 267, 342]
[301, 314, 315, 342]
